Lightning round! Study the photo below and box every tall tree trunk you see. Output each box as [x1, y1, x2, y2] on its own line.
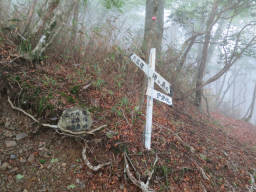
[139, 0, 164, 110]
[242, 83, 256, 122]
[28, 1, 75, 60]
[33, 0, 60, 38]
[70, 0, 80, 58]
[22, 0, 38, 36]
[143, 0, 164, 59]
[195, 0, 218, 107]
[206, 19, 225, 64]
[231, 75, 237, 113]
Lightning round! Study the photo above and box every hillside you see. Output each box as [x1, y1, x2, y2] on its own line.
[1, 41, 256, 192]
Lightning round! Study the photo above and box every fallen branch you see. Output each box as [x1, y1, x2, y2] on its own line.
[8, 96, 107, 135]
[124, 152, 158, 192]
[200, 182, 207, 192]
[174, 134, 195, 153]
[86, 124, 107, 134]
[121, 108, 132, 128]
[82, 145, 111, 171]
[192, 159, 209, 181]
[8, 96, 39, 123]
[82, 83, 91, 90]
[42, 123, 58, 129]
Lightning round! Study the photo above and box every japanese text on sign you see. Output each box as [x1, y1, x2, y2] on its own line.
[146, 88, 172, 106]
[130, 53, 172, 95]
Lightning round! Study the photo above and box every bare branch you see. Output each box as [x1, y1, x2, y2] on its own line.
[82, 145, 110, 171]
[8, 96, 106, 135]
[8, 96, 39, 123]
[124, 152, 157, 192]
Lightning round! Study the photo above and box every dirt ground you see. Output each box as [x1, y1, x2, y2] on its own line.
[1, 42, 256, 192]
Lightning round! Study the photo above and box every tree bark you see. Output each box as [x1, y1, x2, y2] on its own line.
[28, 0, 75, 60]
[22, 0, 38, 35]
[242, 83, 256, 122]
[139, 0, 164, 110]
[33, 0, 60, 38]
[142, 0, 164, 59]
[70, 0, 80, 45]
[195, 0, 218, 107]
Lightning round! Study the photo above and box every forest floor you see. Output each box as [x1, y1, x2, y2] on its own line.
[1, 42, 256, 192]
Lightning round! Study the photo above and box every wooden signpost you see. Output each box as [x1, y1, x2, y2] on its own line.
[130, 48, 173, 150]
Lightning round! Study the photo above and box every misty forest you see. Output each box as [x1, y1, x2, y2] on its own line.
[0, 0, 256, 191]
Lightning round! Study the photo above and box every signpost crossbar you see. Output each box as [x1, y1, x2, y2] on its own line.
[130, 49, 173, 150]
[130, 53, 172, 95]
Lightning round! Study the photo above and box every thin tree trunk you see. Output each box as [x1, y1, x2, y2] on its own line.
[231, 75, 237, 113]
[195, 0, 218, 107]
[22, 0, 38, 35]
[29, 1, 75, 60]
[33, 0, 60, 38]
[70, 0, 80, 58]
[242, 83, 256, 122]
[71, 0, 79, 45]
[206, 19, 225, 64]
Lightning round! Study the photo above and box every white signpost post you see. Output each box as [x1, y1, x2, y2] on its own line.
[130, 48, 173, 150]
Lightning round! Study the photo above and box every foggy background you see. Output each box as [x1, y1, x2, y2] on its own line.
[6, 0, 256, 124]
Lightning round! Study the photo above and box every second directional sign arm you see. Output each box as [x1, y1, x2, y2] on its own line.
[130, 53, 173, 97]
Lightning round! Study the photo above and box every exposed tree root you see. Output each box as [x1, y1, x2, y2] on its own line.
[124, 152, 158, 192]
[82, 145, 111, 171]
[7, 96, 106, 135]
[8, 96, 39, 123]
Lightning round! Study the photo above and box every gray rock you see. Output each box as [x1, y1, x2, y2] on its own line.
[0, 162, 11, 171]
[81, 183, 86, 189]
[120, 184, 124, 190]
[5, 140, 17, 147]
[20, 158, 26, 163]
[10, 154, 16, 159]
[4, 118, 11, 128]
[3, 130, 14, 137]
[16, 133, 28, 141]
[39, 151, 50, 158]
[58, 107, 93, 134]
[76, 178, 81, 184]
[5, 118, 15, 130]
[28, 154, 35, 163]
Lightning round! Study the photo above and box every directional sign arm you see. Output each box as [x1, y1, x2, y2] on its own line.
[146, 88, 173, 106]
[130, 53, 173, 96]
[130, 53, 150, 76]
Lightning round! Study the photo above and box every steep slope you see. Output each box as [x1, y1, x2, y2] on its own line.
[1, 42, 256, 192]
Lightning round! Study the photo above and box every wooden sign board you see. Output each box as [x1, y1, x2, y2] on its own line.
[130, 53, 172, 95]
[130, 50, 173, 150]
[146, 88, 172, 106]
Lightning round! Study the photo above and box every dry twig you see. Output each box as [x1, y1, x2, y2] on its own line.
[124, 152, 158, 192]
[8, 96, 39, 123]
[192, 159, 210, 181]
[82, 145, 111, 171]
[8, 96, 107, 135]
